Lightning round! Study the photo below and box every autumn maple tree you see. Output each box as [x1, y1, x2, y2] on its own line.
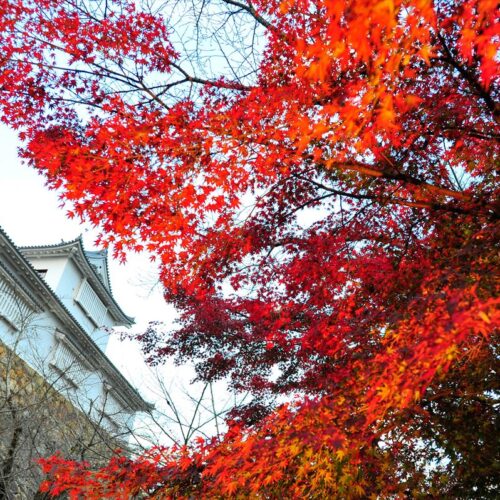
[1, 0, 498, 496]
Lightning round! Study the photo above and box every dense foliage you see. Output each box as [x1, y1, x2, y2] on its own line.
[0, 0, 498, 496]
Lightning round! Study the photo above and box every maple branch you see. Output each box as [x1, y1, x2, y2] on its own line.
[294, 173, 472, 216]
[389, 198, 468, 214]
[137, 78, 170, 109]
[169, 62, 253, 91]
[292, 174, 373, 202]
[12, 31, 151, 92]
[322, 161, 472, 202]
[441, 126, 500, 141]
[221, 0, 273, 30]
[67, 0, 104, 23]
[281, 192, 338, 219]
[436, 32, 499, 123]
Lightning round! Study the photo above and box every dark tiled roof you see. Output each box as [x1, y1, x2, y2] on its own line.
[19, 238, 134, 326]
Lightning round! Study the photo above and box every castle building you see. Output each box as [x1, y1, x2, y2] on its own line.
[0, 226, 151, 439]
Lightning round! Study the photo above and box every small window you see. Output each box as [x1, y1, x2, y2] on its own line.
[36, 269, 48, 278]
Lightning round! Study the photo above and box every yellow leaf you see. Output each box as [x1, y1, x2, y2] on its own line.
[420, 44, 433, 63]
[478, 311, 490, 324]
[353, 484, 366, 496]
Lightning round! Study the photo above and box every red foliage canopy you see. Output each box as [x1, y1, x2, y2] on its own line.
[1, 0, 498, 496]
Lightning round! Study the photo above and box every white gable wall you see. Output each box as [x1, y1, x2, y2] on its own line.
[23, 255, 113, 351]
[25, 255, 67, 293]
[59, 258, 112, 350]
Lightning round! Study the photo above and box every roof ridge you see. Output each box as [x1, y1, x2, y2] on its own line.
[19, 240, 134, 326]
